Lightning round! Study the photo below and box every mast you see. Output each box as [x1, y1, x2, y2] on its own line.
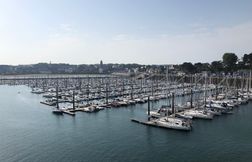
[151, 80, 154, 97]
[235, 77, 238, 98]
[241, 74, 244, 93]
[166, 65, 169, 86]
[105, 82, 108, 105]
[204, 72, 207, 108]
[171, 92, 175, 115]
[72, 90, 75, 110]
[147, 96, 150, 121]
[215, 84, 218, 100]
[247, 73, 249, 93]
[250, 70, 252, 92]
[166, 65, 170, 107]
[130, 78, 133, 100]
[56, 80, 59, 109]
[190, 88, 193, 108]
[87, 77, 90, 104]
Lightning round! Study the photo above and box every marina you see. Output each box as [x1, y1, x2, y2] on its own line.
[0, 84, 252, 162]
[1, 1, 252, 161]
[1, 73, 252, 132]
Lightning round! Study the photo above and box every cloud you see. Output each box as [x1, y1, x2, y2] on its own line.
[59, 24, 74, 32]
[31, 21, 252, 64]
[97, 22, 252, 64]
[1, 22, 252, 65]
[48, 24, 76, 39]
[112, 34, 134, 41]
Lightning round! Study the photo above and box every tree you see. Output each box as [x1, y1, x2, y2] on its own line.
[210, 61, 223, 73]
[194, 62, 210, 73]
[237, 60, 245, 70]
[181, 62, 195, 73]
[243, 54, 249, 65]
[242, 53, 252, 69]
[194, 62, 203, 73]
[222, 53, 238, 72]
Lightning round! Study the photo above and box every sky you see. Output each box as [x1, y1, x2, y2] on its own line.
[0, 0, 252, 65]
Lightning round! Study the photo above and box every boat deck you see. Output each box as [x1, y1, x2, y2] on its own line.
[131, 118, 191, 131]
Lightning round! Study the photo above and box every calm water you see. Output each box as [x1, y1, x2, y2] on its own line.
[0, 85, 252, 162]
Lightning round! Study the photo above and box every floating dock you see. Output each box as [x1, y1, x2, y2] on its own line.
[40, 101, 55, 106]
[62, 110, 75, 116]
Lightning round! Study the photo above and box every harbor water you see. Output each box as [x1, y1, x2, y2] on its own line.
[0, 85, 252, 162]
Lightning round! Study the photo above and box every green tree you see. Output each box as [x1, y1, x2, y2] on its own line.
[210, 61, 223, 73]
[194, 63, 210, 73]
[242, 53, 252, 69]
[181, 62, 195, 74]
[222, 53, 238, 72]
[243, 54, 249, 65]
[194, 62, 203, 73]
[237, 60, 245, 70]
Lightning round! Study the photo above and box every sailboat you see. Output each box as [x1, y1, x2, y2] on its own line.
[154, 92, 192, 131]
[52, 84, 63, 115]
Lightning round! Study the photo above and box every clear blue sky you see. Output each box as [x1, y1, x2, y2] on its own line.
[0, 0, 252, 65]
